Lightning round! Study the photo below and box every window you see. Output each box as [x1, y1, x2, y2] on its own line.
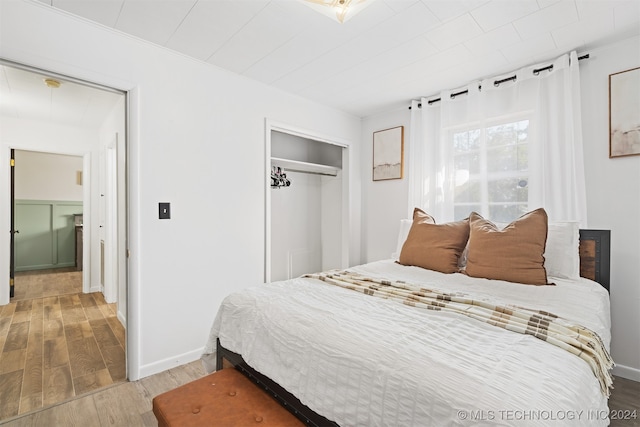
[409, 53, 586, 226]
[450, 118, 529, 222]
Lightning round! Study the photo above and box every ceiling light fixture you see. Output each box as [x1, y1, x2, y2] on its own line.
[299, 0, 374, 23]
[43, 78, 61, 89]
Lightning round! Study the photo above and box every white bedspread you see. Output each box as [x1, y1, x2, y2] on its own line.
[202, 260, 612, 426]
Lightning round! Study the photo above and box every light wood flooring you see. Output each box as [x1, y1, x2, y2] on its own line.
[0, 360, 206, 427]
[0, 269, 126, 420]
[9, 268, 82, 302]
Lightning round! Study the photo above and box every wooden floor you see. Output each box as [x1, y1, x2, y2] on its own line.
[0, 360, 206, 427]
[0, 269, 126, 420]
[9, 268, 82, 302]
[609, 376, 640, 427]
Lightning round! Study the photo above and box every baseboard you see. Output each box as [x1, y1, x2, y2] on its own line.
[117, 309, 126, 328]
[16, 262, 76, 272]
[613, 364, 640, 382]
[138, 347, 204, 379]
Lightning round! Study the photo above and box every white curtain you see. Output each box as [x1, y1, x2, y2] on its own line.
[408, 51, 587, 226]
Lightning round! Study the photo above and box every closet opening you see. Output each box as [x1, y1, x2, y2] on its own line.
[265, 121, 349, 283]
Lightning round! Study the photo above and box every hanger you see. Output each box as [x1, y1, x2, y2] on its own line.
[271, 166, 291, 189]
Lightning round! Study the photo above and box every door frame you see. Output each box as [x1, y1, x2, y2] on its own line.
[0, 59, 132, 377]
[9, 149, 15, 297]
[7, 149, 93, 294]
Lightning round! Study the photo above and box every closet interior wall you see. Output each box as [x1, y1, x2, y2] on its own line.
[269, 130, 344, 282]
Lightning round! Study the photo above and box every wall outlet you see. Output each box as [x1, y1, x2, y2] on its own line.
[159, 202, 170, 219]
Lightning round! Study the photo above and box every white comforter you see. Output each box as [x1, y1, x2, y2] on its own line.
[202, 260, 612, 426]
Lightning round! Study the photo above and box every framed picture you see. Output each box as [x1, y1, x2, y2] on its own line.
[609, 66, 640, 158]
[373, 126, 404, 181]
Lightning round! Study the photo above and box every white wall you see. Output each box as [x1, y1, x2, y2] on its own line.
[15, 150, 83, 201]
[361, 36, 640, 381]
[361, 107, 411, 263]
[579, 36, 640, 381]
[0, 0, 362, 380]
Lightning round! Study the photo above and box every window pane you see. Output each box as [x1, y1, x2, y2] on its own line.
[486, 120, 528, 173]
[489, 204, 529, 223]
[487, 178, 528, 203]
[454, 205, 481, 221]
[486, 120, 529, 148]
[517, 144, 528, 170]
[487, 145, 520, 173]
[454, 180, 481, 203]
[453, 129, 481, 153]
[454, 152, 481, 174]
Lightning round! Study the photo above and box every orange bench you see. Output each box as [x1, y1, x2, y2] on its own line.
[152, 368, 304, 426]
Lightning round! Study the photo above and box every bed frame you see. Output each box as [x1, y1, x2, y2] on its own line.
[216, 339, 338, 427]
[216, 229, 611, 426]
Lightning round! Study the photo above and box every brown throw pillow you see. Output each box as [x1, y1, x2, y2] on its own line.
[398, 208, 470, 274]
[465, 209, 549, 285]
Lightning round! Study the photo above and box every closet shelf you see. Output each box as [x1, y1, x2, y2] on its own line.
[271, 157, 339, 177]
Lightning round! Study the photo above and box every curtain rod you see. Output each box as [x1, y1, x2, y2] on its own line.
[409, 54, 590, 109]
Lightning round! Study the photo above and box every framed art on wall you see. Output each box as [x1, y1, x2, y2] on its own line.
[373, 126, 404, 181]
[609, 66, 640, 158]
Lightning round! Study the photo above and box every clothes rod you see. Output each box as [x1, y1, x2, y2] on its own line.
[409, 54, 590, 109]
[283, 168, 338, 177]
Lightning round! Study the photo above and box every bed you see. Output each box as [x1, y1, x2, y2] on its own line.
[202, 210, 612, 426]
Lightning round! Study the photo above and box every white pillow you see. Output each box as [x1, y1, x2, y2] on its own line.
[391, 219, 413, 260]
[544, 221, 580, 280]
[474, 220, 579, 279]
[392, 218, 580, 280]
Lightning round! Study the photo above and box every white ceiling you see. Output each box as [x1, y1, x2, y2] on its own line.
[14, 0, 640, 119]
[0, 63, 124, 129]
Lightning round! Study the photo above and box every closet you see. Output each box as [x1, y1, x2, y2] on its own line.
[265, 123, 349, 282]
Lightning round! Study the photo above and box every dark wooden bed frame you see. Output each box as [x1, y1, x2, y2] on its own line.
[216, 340, 338, 426]
[216, 229, 611, 426]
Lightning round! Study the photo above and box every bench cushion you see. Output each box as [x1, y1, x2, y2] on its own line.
[152, 368, 304, 427]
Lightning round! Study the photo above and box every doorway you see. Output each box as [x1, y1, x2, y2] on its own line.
[12, 150, 84, 277]
[0, 61, 128, 418]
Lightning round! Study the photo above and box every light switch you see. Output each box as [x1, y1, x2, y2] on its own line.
[159, 202, 171, 219]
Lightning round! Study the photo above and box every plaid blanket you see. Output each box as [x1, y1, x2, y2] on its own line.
[303, 270, 614, 396]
